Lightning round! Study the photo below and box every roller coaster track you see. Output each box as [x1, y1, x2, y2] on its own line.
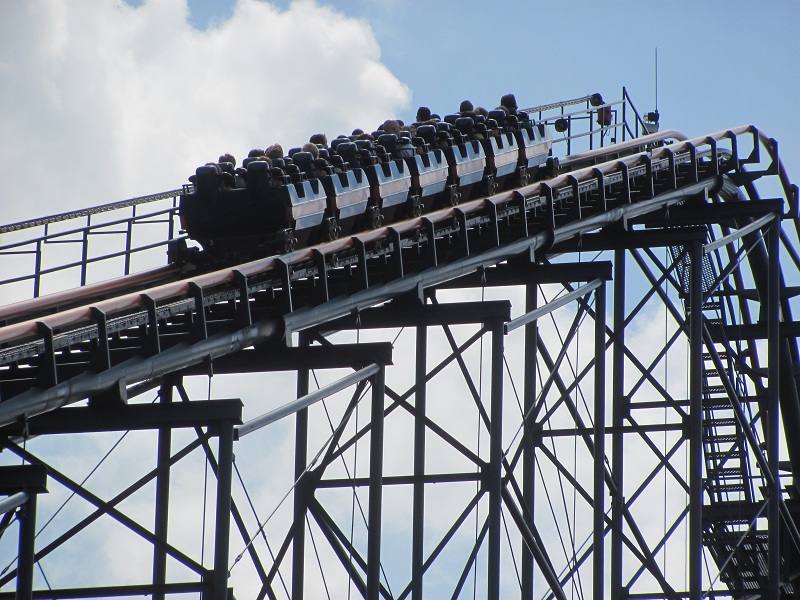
[1, 93, 799, 599]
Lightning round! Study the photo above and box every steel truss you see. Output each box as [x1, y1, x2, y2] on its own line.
[1, 122, 799, 599]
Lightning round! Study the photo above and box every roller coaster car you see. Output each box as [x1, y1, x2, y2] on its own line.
[444, 116, 488, 201]
[292, 151, 370, 238]
[388, 129, 451, 214]
[480, 118, 520, 193]
[515, 118, 553, 185]
[176, 112, 553, 266]
[337, 141, 413, 225]
[179, 161, 327, 261]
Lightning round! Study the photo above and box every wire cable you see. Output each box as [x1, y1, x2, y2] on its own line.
[233, 460, 290, 598]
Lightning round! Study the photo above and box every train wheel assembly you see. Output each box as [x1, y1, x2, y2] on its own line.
[277, 228, 297, 254]
[368, 207, 384, 229]
[325, 217, 341, 241]
[447, 185, 461, 207]
[410, 196, 422, 217]
[485, 175, 498, 196]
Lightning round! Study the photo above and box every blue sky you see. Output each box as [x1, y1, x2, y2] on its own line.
[178, 0, 799, 145]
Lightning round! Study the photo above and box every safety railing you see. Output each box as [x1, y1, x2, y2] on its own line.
[0, 190, 183, 304]
[523, 87, 658, 155]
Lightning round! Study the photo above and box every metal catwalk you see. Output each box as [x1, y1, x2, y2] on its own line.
[1, 92, 799, 599]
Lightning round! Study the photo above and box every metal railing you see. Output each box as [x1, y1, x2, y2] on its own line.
[524, 87, 656, 155]
[0, 191, 183, 303]
[0, 89, 659, 306]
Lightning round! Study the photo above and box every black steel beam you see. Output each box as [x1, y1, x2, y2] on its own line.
[554, 227, 708, 253]
[291, 332, 310, 600]
[412, 325, 426, 600]
[313, 300, 511, 332]
[593, 281, 607, 600]
[611, 247, 625, 599]
[521, 283, 536, 600]
[179, 342, 393, 376]
[367, 367, 385, 600]
[0, 582, 205, 599]
[707, 320, 800, 342]
[767, 213, 782, 596]
[633, 198, 785, 227]
[487, 319, 504, 600]
[689, 239, 703, 599]
[313, 472, 481, 488]
[213, 420, 235, 600]
[16, 488, 37, 600]
[0, 465, 48, 494]
[0, 399, 242, 437]
[432, 261, 612, 289]
[152, 382, 173, 600]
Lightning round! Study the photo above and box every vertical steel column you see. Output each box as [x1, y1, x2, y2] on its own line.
[767, 216, 781, 598]
[213, 421, 235, 600]
[16, 494, 37, 600]
[611, 249, 625, 598]
[366, 367, 386, 600]
[292, 332, 311, 600]
[153, 382, 173, 600]
[522, 283, 537, 600]
[125, 210, 134, 276]
[33, 239, 42, 298]
[412, 325, 427, 600]
[81, 217, 90, 287]
[487, 318, 505, 600]
[593, 282, 607, 600]
[689, 240, 703, 599]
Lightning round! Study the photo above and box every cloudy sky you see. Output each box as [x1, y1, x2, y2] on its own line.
[1, 0, 798, 226]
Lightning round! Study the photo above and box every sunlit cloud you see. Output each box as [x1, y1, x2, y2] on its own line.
[0, 0, 410, 225]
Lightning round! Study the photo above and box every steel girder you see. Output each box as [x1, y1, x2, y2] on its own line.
[1, 126, 799, 600]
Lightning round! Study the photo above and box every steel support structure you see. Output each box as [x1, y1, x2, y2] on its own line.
[3, 225, 797, 598]
[1, 125, 798, 600]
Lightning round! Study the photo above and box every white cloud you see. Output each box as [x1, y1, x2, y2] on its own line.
[0, 0, 410, 225]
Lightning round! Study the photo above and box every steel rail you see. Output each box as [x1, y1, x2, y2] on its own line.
[704, 213, 776, 253]
[0, 126, 792, 428]
[0, 205, 178, 253]
[504, 279, 604, 334]
[520, 93, 599, 115]
[0, 177, 719, 429]
[236, 364, 381, 437]
[536, 99, 623, 123]
[0, 124, 776, 349]
[0, 319, 282, 428]
[0, 189, 182, 234]
[0, 491, 29, 516]
[558, 129, 688, 169]
[0, 265, 181, 325]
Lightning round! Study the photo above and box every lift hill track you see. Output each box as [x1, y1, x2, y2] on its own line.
[1, 90, 799, 599]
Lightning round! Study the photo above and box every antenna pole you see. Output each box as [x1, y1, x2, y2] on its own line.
[655, 47, 659, 111]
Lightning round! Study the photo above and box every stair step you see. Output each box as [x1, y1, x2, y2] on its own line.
[706, 450, 743, 461]
[704, 397, 735, 409]
[707, 482, 746, 493]
[703, 386, 727, 395]
[705, 434, 741, 445]
[710, 467, 745, 478]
